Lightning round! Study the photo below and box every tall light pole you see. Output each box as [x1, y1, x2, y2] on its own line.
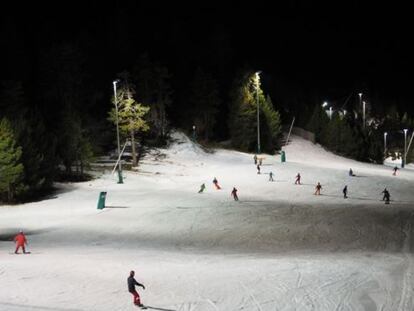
[404, 129, 408, 168]
[322, 102, 331, 119]
[255, 71, 261, 154]
[362, 101, 366, 129]
[384, 132, 387, 159]
[113, 80, 123, 184]
[358, 93, 363, 128]
[192, 125, 196, 141]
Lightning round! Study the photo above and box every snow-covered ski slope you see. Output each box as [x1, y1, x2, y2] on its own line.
[1, 132, 414, 311]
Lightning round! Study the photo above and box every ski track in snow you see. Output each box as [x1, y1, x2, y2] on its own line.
[1, 132, 414, 311]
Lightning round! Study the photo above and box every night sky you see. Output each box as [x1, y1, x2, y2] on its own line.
[1, 2, 413, 118]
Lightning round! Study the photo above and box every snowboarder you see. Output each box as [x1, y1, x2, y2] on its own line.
[14, 230, 29, 254]
[253, 154, 258, 165]
[269, 171, 274, 182]
[382, 188, 390, 204]
[393, 166, 399, 176]
[231, 187, 239, 201]
[295, 173, 301, 185]
[213, 177, 221, 190]
[349, 168, 355, 177]
[314, 182, 322, 195]
[257, 164, 261, 174]
[128, 270, 146, 307]
[343, 185, 348, 198]
[198, 183, 206, 193]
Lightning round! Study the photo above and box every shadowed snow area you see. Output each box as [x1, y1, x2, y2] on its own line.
[1, 131, 414, 311]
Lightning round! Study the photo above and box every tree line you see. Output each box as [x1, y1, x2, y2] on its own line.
[306, 101, 414, 163]
[0, 44, 283, 203]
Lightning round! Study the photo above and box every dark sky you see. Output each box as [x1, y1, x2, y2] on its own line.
[1, 1, 413, 114]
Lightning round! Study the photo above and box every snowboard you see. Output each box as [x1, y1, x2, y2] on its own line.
[9, 252, 31, 255]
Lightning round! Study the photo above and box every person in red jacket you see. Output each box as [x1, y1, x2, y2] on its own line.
[14, 230, 29, 254]
[213, 177, 221, 190]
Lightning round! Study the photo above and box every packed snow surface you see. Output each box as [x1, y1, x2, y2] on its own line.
[1, 132, 414, 311]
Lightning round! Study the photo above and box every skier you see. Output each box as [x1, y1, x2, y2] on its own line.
[295, 173, 301, 185]
[253, 154, 258, 165]
[349, 168, 355, 177]
[259, 158, 263, 166]
[14, 230, 29, 254]
[382, 188, 390, 204]
[231, 187, 239, 201]
[343, 185, 348, 199]
[127, 270, 146, 308]
[381, 188, 388, 201]
[198, 183, 206, 193]
[314, 182, 322, 195]
[393, 166, 399, 176]
[257, 164, 261, 174]
[269, 171, 274, 182]
[213, 177, 221, 190]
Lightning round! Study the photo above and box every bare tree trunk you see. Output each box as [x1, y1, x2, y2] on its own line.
[160, 107, 166, 138]
[131, 129, 137, 167]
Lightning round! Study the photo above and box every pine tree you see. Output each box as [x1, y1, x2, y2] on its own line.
[0, 118, 24, 202]
[16, 112, 57, 196]
[108, 83, 150, 167]
[229, 70, 282, 152]
[228, 71, 257, 151]
[189, 68, 220, 141]
[261, 95, 282, 152]
[0, 81, 56, 198]
[307, 104, 329, 143]
[59, 107, 82, 174]
[152, 63, 172, 140]
[133, 54, 173, 142]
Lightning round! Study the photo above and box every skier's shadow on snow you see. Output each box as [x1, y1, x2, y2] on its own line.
[0, 302, 83, 311]
[105, 206, 130, 209]
[0, 228, 53, 241]
[144, 306, 176, 311]
[323, 194, 379, 202]
[296, 183, 314, 187]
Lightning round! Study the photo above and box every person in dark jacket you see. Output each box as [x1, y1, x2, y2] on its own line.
[231, 187, 239, 201]
[198, 183, 206, 193]
[269, 171, 274, 182]
[128, 270, 145, 307]
[257, 164, 261, 174]
[381, 188, 388, 201]
[382, 188, 390, 204]
[393, 166, 399, 176]
[295, 173, 301, 185]
[253, 154, 258, 164]
[343, 185, 348, 199]
[314, 182, 322, 195]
